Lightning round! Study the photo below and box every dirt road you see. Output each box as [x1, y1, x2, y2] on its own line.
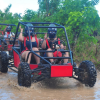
[0, 69, 100, 100]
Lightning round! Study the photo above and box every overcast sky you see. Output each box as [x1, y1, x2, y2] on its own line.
[0, 0, 39, 15]
[0, 0, 100, 16]
[95, 1, 100, 16]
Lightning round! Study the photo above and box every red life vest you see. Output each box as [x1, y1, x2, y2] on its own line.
[46, 38, 60, 49]
[2, 31, 4, 35]
[7, 32, 10, 37]
[24, 35, 38, 50]
[46, 38, 62, 57]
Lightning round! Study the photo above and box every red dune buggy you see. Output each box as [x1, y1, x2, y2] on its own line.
[0, 22, 97, 87]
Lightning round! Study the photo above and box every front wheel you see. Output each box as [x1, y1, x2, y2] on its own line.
[78, 60, 97, 87]
[18, 62, 32, 87]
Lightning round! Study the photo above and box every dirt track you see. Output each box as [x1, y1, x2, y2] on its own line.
[0, 69, 100, 100]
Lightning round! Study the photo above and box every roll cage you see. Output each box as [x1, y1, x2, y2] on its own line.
[13, 22, 73, 66]
[0, 23, 17, 32]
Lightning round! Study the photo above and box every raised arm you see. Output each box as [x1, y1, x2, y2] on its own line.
[18, 26, 24, 42]
[3, 25, 8, 34]
[41, 33, 47, 49]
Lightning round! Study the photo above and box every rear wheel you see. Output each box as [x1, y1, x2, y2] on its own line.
[0, 51, 8, 73]
[78, 60, 97, 87]
[18, 62, 31, 87]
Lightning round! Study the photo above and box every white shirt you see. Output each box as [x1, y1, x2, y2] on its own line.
[4, 32, 15, 38]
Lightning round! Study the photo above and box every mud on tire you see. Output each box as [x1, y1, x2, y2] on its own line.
[0, 51, 8, 73]
[78, 60, 97, 87]
[18, 62, 31, 87]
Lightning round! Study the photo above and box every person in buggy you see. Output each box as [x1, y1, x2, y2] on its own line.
[3, 25, 15, 39]
[18, 24, 40, 64]
[2, 25, 15, 44]
[41, 24, 69, 64]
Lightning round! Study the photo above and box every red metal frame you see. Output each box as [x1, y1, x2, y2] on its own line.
[51, 63, 73, 77]
[13, 50, 41, 74]
[30, 64, 41, 75]
[7, 44, 13, 51]
[30, 64, 38, 69]
[13, 49, 73, 77]
[13, 50, 20, 67]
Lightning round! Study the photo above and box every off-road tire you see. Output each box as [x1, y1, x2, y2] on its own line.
[78, 60, 97, 87]
[0, 51, 8, 73]
[18, 62, 31, 87]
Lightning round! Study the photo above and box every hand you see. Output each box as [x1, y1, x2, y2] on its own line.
[44, 33, 47, 40]
[60, 44, 66, 50]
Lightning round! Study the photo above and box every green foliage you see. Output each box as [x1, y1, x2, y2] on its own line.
[0, 0, 100, 67]
[23, 9, 37, 21]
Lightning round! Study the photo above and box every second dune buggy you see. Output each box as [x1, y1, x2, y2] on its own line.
[0, 23, 19, 72]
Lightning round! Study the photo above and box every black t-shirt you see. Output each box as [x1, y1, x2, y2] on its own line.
[45, 38, 61, 50]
